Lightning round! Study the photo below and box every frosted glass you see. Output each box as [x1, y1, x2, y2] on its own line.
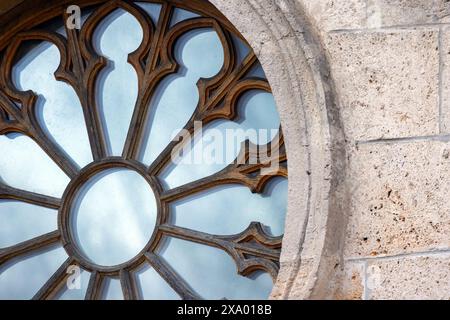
[55, 269, 90, 300]
[0, 245, 68, 300]
[159, 237, 273, 300]
[170, 8, 200, 27]
[94, 9, 143, 156]
[141, 29, 224, 165]
[135, 2, 162, 25]
[73, 169, 157, 267]
[0, 201, 57, 248]
[103, 278, 124, 300]
[136, 264, 180, 300]
[172, 177, 287, 236]
[0, 134, 70, 198]
[13, 42, 92, 168]
[161, 90, 280, 189]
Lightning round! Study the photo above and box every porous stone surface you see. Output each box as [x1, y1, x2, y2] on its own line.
[345, 140, 450, 259]
[366, 0, 450, 27]
[300, 0, 366, 32]
[326, 29, 440, 142]
[333, 261, 365, 300]
[441, 25, 450, 134]
[366, 253, 450, 299]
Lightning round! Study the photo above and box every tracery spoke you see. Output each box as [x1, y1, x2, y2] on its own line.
[0, 230, 61, 267]
[119, 269, 139, 300]
[123, 15, 235, 160]
[148, 55, 264, 176]
[32, 257, 76, 300]
[158, 222, 281, 280]
[0, 182, 61, 209]
[84, 271, 104, 300]
[161, 136, 287, 202]
[144, 252, 200, 300]
[0, 89, 79, 179]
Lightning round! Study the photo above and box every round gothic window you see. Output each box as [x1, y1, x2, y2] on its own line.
[0, 0, 287, 300]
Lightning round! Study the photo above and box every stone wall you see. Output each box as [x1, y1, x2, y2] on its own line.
[299, 0, 450, 299]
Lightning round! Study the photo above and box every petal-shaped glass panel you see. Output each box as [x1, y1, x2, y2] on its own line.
[170, 8, 200, 27]
[135, 2, 162, 24]
[171, 177, 287, 236]
[73, 169, 157, 267]
[0, 201, 57, 248]
[13, 42, 92, 168]
[158, 237, 273, 300]
[103, 278, 124, 300]
[55, 269, 90, 300]
[141, 29, 224, 166]
[0, 245, 68, 300]
[161, 90, 280, 189]
[246, 62, 267, 79]
[94, 9, 143, 156]
[0, 134, 70, 197]
[136, 264, 180, 300]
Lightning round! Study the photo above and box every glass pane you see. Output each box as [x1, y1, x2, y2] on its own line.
[0, 134, 70, 197]
[103, 278, 124, 300]
[13, 41, 92, 168]
[170, 8, 200, 27]
[172, 177, 287, 236]
[55, 269, 90, 300]
[159, 237, 273, 300]
[231, 34, 250, 65]
[94, 9, 143, 156]
[135, 2, 162, 25]
[161, 90, 280, 189]
[141, 29, 224, 166]
[246, 62, 267, 79]
[0, 245, 68, 300]
[72, 169, 157, 267]
[0, 201, 57, 248]
[136, 264, 180, 300]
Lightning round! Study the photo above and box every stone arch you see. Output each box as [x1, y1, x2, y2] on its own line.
[209, 0, 348, 299]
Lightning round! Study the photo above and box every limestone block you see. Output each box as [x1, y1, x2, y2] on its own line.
[299, 0, 366, 31]
[334, 261, 366, 300]
[366, 0, 450, 28]
[326, 29, 439, 141]
[345, 140, 450, 258]
[366, 253, 450, 299]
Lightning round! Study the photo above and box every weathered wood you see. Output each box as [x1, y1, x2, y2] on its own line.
[145, 253, 200, 300]
[0, 231, 61, 267]
[84, 271, 104, 300]
[0, 182, 61, 209]
[120, 269, 140, 300]
[0, 0, 287, 300]
[32, 257, 76, 300]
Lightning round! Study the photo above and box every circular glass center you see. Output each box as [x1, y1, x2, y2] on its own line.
[72, 168, 157, 267]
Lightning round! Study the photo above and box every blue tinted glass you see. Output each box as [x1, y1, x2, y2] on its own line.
[159, 237, 273, 300]
[94, 9, 143, 156]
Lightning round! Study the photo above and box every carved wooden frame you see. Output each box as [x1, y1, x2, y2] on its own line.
[0, 0, 287, 300]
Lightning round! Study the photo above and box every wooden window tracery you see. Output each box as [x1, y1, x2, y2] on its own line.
[0, 0, 287, 300]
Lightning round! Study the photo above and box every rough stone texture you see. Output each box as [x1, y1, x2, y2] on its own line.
[345, 140, 450, 258]
[366, 0, 450, 28]
[326, 29, 440, 141]
[441, 25, 450, 134]
[366, 253, 450, 299]
[300, 0, 366, 32]
[333, 261, 365, 300]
